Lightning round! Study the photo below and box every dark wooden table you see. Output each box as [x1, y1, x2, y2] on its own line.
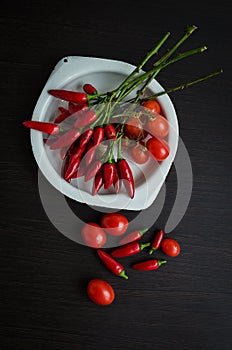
[1, 1, 231, 349]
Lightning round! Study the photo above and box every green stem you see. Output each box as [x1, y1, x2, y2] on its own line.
[111, 31, 171, 100]
[141, 70, 223, 100]
[119, 46, 207, 102]
[118, 270, 129, 280]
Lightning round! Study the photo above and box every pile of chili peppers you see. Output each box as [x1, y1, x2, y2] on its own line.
[96, 229, 180, 279]
[23, 25, 221, 199]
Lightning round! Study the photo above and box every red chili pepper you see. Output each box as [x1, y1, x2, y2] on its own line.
[74, 109, 98, 128]
[97, 249, 128, 280]
[62, 154, 71, 181]
[79, 128, 94, 148]
[84, 160, 102, 182]
[65, 156, 82, 181]
[49, 128, 80, 150]
[104, 124, 117, 140]
[117, 159, 135, 198]
[111, 241, 150, 258]
[93, 127, 105, 145]
[85, 143, 97, 167]
[113, 168, 120, 194]
[54, 108, 71, 124]
[119, 228, 148, 245]
[48, 89, 88, 104]
[103, 162, 116, 189]
[132, 259, 167, 271]
[22, 121, 60, 135]
[68, 102, 88, 114]
[92, 171, 104, 196]
[149, 229, 165, 255]
[83, 83, 97, 95]
[85, 127, 104, 166]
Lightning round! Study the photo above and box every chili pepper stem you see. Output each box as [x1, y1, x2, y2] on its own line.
[140, 242, 151, 250]
[142, 69, 223, 101]
[158, 260, 167, 266]
[118, 270, 129, 280]
[139, 228, 149, 236]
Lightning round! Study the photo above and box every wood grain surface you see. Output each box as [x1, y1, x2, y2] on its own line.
[0, 1, 231, 349]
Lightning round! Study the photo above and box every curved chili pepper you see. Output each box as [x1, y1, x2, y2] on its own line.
[83, 83, 97, 95]
[79, 128, 94, 148]
[132, 259, 167, 271]
[22, 121, 60, 135]
[111, 241, 150, 258]
[48, 89, 88, 104]
[49, 128, 80, 150]
[104, 124, 117, 140]
[119, 228, 148, 245]
[65, 155, 82, 181]
[103, 162, 116, 189]
[113, 168, 120, 193]
[84, 160, 102, 182]
[149, 229, 165, 255]
[92, 171, 104, 196]
[97, 249, 128, 280]
[68, 102, 88, 114]
[117, 159, 135, 198]
[74, 109, 98, 128]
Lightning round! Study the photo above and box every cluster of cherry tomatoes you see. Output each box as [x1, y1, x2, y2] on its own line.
[122, 99, 170, 165]
[83, 212, 181, 306]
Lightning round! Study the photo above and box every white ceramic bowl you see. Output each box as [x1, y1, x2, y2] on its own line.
[30, 56, 179, 211]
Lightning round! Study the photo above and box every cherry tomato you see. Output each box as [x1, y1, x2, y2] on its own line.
[146, 136, 170, 161]
[81, 222, 107, 248]
[161, 238, 180, 257]
[87, 279, 115, 305]
[130, 142, 149, 164]
[124, 117, 147, 140]
[101, 213, 128, 236]
[145, 114, 169, 139]
[142, 99, 161, 114]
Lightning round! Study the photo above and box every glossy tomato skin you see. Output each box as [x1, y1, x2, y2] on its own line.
[145, 114, 169, 139]
[142, 99, 161, 114]
[124, 117, 147, 140]
[81, 222, 107, 248]
[146, 137, 170, 161]
[87, 279, 115, 305]
[101, 213, 128, 236]
[130, 142, 149, 164]
[161, 238, 180, 257]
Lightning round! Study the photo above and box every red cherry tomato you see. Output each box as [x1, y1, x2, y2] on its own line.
[130, 142, 149, 164]
[87, 279, 115, 305]
[142, 99, 161, 114]
[146, 136, 170, 161]
[145, 114, 169, 139]
[124, 117, 147, 140]
[81, 222, 107, 248]
[101, 213, 128, 236]
[161, 238, 180, 257]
